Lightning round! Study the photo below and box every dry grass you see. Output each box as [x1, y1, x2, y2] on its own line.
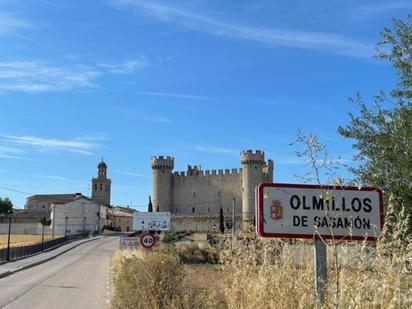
[0, 234, 64, 248]
[111, 211, 411, 309]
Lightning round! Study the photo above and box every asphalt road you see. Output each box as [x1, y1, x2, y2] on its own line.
[0, 235, 119, 309]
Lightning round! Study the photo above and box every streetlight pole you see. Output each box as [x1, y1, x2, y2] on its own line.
[6, 209, 13, 261]
[65, 216, 68, 240]
[41, 220, 45, 251]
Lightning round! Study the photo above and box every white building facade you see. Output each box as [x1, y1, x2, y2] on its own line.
[50, 197, 103, 236]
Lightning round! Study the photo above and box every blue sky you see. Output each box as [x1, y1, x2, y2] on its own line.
[0, 0, 410, 210]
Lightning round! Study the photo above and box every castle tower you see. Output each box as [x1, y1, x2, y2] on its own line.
[151, 156, 174, 212]
[241, 150, 265, 231]
[91, 160, 111, 206]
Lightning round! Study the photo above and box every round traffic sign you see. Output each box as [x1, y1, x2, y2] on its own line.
[140, 233, 156, 249]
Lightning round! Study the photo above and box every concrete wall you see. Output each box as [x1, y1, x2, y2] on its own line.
[0, 223, 53, 235]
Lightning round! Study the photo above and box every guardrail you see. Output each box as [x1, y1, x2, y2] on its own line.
[0, 234, 88, 262]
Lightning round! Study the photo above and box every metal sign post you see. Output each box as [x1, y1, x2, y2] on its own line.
[314, 239, 327, 306]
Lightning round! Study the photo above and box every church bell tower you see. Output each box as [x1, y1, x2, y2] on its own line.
[92, 159, 111, 206]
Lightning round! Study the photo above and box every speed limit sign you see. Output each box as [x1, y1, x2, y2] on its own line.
[140, 232, 156, 249]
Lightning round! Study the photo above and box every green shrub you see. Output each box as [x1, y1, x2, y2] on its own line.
[162, 230, 193, 243]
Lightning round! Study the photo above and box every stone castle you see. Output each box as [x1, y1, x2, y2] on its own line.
[151, 150, 273, 231]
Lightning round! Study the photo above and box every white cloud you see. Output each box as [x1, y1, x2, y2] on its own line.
[355, 1, 412, 16]
[0, 11, 31, 35]
[139, 91, 209, 101]
[109, 0, 374, 58]
[195, 145, 238, 154]
[1, 134, 103, 155]
[0, 58, 149, 94]
[136, 114, 172, 123]
[114, 170, 150, 178]
[37, 175, 70, 181]
[0, 145, 27, 159]
[36, 174, 89, 187]
[0, 61, 100, 93]
[98, 58, 148, 74]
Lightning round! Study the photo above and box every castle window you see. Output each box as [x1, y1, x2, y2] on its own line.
[192, 207, 195, 214]
[100, 184, 103, 191]
[208, 207, 210, 213]
[193, 192, 196, 197]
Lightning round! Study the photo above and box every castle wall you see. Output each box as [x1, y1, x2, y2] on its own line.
[152, 150, 274, 232]
[171, 169, 242, 215]
[171, 214, 242, 232]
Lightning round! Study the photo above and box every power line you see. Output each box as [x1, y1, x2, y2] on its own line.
[0, 185, 33, 195]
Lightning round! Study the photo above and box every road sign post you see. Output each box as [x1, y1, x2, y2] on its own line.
[256, 183, 384, 306]
[314, 239, 327, 306]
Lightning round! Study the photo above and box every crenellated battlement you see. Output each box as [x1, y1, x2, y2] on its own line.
[151, 155, 174, 169]
[172, 167, 243, 177]
[240, 149, 265, 165]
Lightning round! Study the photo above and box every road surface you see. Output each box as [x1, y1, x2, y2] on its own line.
[0, 235, 119, 309]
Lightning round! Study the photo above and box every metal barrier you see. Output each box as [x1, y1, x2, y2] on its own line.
[0, 234, 88, 262]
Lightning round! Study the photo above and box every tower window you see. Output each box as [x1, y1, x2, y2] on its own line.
[100, 184, 103, 191]
[193, 192, 196, 197]
[192, 207, 195, 213]
[208, 207, 210, 213]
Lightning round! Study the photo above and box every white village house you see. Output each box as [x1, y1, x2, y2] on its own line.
[50, 196, 106, 236]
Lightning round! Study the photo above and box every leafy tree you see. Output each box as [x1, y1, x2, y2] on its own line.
[338, 16, 412, 230]
[0, 197, 13, 214]
[148, 196, 153, 212]
[219, 208, 225, 234]
[39, 216, 51, 226]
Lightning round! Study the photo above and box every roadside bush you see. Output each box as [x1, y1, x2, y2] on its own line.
[112, 251, 211, 309]
[176, 243, 219, 264]
[162, 230, 193, 243]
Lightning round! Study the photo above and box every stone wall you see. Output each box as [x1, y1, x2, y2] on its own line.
[171, 214, 243, 232]
[171, 170, 242, 215]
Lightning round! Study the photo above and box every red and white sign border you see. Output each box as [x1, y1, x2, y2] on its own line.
[140, 232, 156, 249]
[256, 183, 384, 241]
